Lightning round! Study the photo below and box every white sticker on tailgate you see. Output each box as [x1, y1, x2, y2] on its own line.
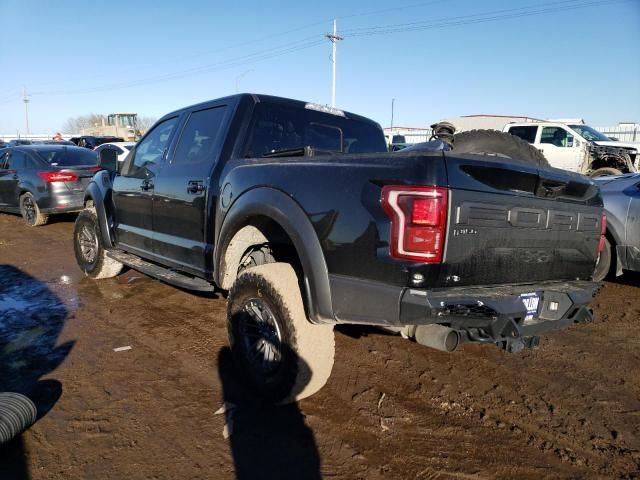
[520, 292, 540, 321]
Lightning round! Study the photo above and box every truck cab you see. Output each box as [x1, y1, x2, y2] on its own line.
[504, 122, 637, 177]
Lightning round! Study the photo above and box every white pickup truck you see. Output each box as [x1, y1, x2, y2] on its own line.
[503, 122, 639, 177]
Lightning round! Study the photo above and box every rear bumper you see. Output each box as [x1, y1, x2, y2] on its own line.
[37, 191, 85, 214]
[400, 280, 599, 349]
[330, 275, 598, 349]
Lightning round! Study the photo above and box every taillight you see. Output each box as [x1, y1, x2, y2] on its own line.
[37, 171, 79, 182]
[598, 212, 607, 253]
[381, 186, 448, 263]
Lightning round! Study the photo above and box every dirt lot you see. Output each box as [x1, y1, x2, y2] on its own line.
[0, 212, 639, 480]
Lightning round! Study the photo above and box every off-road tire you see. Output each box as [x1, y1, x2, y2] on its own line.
[590, 167, 622, 178]
[0, 392, 37, 444]
[73, 207, 123, 279]
[452, 130, 550, 168]
[19, 192, 48, 227]
[227, 262, 335, 404]
[593, 237, 613, 282]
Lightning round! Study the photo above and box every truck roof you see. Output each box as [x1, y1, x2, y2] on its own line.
[159, 93, 382, 128]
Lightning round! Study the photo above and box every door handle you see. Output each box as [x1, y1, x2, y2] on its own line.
[187, 180, 205, 195]
[140, 179, 154, 191]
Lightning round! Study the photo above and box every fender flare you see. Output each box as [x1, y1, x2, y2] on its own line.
[84, 171, 115, 248]
[214, 187, 334, 324]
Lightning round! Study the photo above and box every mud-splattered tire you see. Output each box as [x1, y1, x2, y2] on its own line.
[227, 262, 335, 404]
[19, 192, 48, 227]
[0, 392, 37, 444]
[593, 237, 613, 282]
[73, 207, 123, 279]
[590, 167, 622, 178]
[452, 130, 550, 168]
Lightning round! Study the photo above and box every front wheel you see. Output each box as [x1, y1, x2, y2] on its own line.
[73, 207, 123, 279]
[227, 262, 335, 404]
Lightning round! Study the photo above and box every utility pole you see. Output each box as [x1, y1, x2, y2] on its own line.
[325, 19, 343, 108]
[22, 86, 30, 135]
[390, 98, 396, 130]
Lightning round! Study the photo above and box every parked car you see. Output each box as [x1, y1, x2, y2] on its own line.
[94, 142, 135, 163]
[593, 173, 640, 280]
[75, 93, 602, 404]
[75, 136, 125, 150]
[0, 145, 100, 226]
[38, 140, 76, 146]
[6, 139, 33, 147]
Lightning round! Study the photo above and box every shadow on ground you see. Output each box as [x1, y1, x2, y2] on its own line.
[217, 347, 321, 480]
[0, 265, 72, 479]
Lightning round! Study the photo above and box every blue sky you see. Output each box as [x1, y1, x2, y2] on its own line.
[1, 0, 638, 134]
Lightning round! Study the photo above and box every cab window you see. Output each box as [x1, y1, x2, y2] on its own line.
[507, 125, 538, 144]
[540, 127, 574, 148]
[172, 106, 227, 165]
[125, 117, 179, 175]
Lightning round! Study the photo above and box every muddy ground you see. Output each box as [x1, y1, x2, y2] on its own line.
[0, 212, 638, 480]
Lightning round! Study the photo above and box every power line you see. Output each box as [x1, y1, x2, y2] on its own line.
[23, 1, 451, 93]
[13, 0, 624, 99]
[341, 0, 627, 36]
[31, 38, 325, 96]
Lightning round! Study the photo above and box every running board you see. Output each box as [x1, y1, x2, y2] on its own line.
[107, 249, 215, 292]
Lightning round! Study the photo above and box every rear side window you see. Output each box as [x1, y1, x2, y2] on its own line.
[34, 147, 98, 166]
[9, 151, 27, 169]
[173, 106, 227, 165]
[507, 126, 538, 144]
[0, 152, 8, 169]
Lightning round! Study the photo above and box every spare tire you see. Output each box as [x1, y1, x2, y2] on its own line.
[590, 167, 622, 178]
[452, 130, 549, 168]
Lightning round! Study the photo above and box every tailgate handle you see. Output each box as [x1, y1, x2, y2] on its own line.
[140, 179, 154, 191]
[187, 180, 205, 195]
[537, 181, 566, 198]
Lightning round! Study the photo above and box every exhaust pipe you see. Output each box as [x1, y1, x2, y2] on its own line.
[414, 324, 460, 352]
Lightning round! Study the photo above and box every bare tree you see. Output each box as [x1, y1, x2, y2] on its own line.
[136, 116, 157, 133]
[61, 113, 107, 134]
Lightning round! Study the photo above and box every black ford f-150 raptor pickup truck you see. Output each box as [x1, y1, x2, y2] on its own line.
[74, 94, 604, 403]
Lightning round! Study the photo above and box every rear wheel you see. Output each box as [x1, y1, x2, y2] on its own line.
[590, 167, 622, 178]
[19, 192, 48, 227]
[593, 237, 613, 282]
[73, 207, 123, 279]
[452, 130, 550, 168]
[227, 262, 335, 404]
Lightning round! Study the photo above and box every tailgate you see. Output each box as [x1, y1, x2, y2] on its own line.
[440, 154, 603, 287]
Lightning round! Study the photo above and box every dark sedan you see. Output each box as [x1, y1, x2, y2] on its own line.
[593, 173, 640, 280]
[0, 145, 100, 226]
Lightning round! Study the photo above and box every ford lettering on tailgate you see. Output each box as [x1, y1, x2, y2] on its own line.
[455, 202, 601, 232]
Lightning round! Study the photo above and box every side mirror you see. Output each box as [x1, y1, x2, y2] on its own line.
[98, 148, 118, 173]
[609, 136, 619, 141]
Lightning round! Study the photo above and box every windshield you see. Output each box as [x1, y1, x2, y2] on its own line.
[244, 102, 387, 157]
[35, 147, 98, 166]
[569, 124, 610, 142]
